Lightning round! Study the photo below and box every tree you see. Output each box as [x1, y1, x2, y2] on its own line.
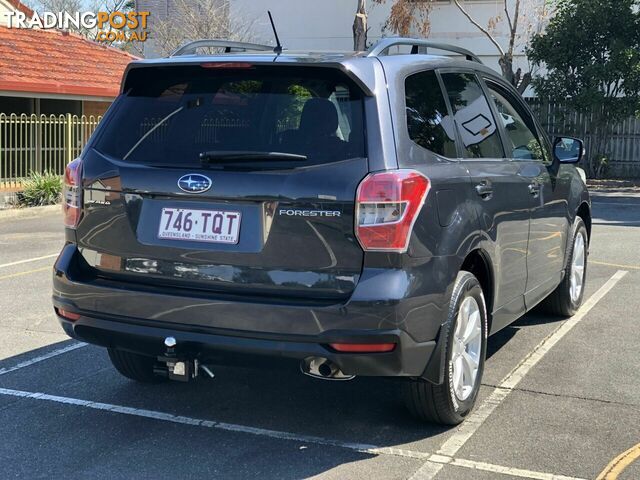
[373, 0, 557, 93]
[152, 0, 256, 57]
[353, 0, 368, 51]
[528, 0, 640, 177]
[26, 0, 138, 52]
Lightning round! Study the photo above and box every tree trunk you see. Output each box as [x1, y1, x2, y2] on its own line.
[499, 54, 532, 94]
[498, 55, 515, 87]
[590, 115, 611, 179]
[353, 0, 367, 51]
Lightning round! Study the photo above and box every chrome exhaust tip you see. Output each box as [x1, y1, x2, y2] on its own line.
[300, 357, 355, 381]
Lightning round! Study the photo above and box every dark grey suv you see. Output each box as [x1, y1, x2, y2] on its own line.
[53, 38, 590, 425]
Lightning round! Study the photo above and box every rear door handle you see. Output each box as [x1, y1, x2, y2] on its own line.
[475, 182, 493, 198]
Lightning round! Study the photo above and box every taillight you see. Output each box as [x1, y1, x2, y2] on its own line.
[355, 170, 430, 252]
[63, 158, 82, 228]
[55, 307, 81, 321]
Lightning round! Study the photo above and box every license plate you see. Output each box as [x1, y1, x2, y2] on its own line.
[158, 208, 241, 244]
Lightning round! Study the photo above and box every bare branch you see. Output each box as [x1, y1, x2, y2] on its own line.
[504, 0, 513, 33]
[153, 0, 257, 56]
[452, 0, 505, 56]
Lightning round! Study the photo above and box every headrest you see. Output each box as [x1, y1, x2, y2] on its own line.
[299, 97, 339, 136]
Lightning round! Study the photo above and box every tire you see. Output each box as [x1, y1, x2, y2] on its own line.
[107, 348, 164, 383]
[540, 218, 588, 317]
[402, 271, 488, 425]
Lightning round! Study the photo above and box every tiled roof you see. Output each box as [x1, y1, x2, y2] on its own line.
[0, 26, 138, 98]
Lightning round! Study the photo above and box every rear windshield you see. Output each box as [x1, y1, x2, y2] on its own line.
[94, 65, 366, 166]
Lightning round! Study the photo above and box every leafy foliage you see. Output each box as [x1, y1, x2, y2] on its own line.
[529, 0, 640, 115]
[279, 85, 313, 130]
[17, 172, 62, 207]
[528, 0, 640, 176]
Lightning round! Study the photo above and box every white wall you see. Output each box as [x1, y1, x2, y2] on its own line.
[230, 0, 542, 77]
[0, 0, 18, 26]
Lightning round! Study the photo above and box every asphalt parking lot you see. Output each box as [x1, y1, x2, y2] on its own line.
[0, 193, 638, 480]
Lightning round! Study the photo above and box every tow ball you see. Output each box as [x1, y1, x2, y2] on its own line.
[155, 336, 215, 382]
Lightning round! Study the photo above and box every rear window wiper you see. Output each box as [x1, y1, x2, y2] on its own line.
[199, 151, 308, 163]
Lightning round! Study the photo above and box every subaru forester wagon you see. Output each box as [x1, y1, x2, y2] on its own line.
[53, 38, 590, 425]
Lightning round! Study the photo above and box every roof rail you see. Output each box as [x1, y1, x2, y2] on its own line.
[367, 38, 482, 64]
[170, 39, 275, 57]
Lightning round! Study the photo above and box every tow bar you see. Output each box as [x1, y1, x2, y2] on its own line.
[154, 336, 215, 382]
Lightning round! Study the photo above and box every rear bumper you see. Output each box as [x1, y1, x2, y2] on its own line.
[53, 244, 451, 379]
[56, 312, 435, 377]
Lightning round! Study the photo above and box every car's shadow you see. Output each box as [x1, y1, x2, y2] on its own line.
[0, 340, 448, 478]
[486, 310, 565, 361]
[0, 308, 564, 479]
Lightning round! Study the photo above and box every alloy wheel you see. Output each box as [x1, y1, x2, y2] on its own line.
[570, 233, 586, 303]
[451, 296, 482, 401]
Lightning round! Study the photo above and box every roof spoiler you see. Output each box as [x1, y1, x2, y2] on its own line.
[367, 38, 482, 64]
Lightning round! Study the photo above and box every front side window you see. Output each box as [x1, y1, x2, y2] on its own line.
[405, 70, 457, 157]
[486, 82, 545, 162]
[441, 73, 504, 159]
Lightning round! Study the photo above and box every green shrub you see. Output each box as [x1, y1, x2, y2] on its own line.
[17, 171, 63, 207]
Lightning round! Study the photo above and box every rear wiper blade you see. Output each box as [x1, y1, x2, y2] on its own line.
[199, 151, 308, 163]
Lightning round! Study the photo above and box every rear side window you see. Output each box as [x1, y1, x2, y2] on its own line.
[94, 65, 366, 166]
[440, 73, 505, 159]
[405, 70, 457, 157]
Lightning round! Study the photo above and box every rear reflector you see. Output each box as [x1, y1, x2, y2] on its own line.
[329, 343, 396, 353]
[55, 308, 81, 321]
[355, 169, 430, 252]
[63, 158, 82, 228]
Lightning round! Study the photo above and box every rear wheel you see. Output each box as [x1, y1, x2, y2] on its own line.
[540, 218, 588, 317]
[402, 271, 488, 425]
[107, 348, 164, 383]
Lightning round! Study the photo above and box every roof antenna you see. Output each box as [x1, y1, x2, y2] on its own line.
[268, 11, 283, 55]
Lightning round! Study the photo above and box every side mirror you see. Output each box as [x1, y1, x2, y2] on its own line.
[553, 137, 584, 164]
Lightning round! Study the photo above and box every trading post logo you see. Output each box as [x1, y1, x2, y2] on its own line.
[2, 11, 150, 43]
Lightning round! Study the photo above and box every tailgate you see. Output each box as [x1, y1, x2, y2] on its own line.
[77, 151, 367, 300]
[75, 63, 370, 300]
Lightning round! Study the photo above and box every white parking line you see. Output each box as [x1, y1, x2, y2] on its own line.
[409, 270, 628, 480]
[0, 385, 400, 455]
[0, 253, 58, 269]
[446, 458, 587, 480]
[0, 385, 587, 479]
[0, 342, 87, 376]
[591, 201, 639, 207]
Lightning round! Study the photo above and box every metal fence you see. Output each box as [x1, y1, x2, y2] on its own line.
[0, 114, 101, 190]
[527, 100, 640, 178]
